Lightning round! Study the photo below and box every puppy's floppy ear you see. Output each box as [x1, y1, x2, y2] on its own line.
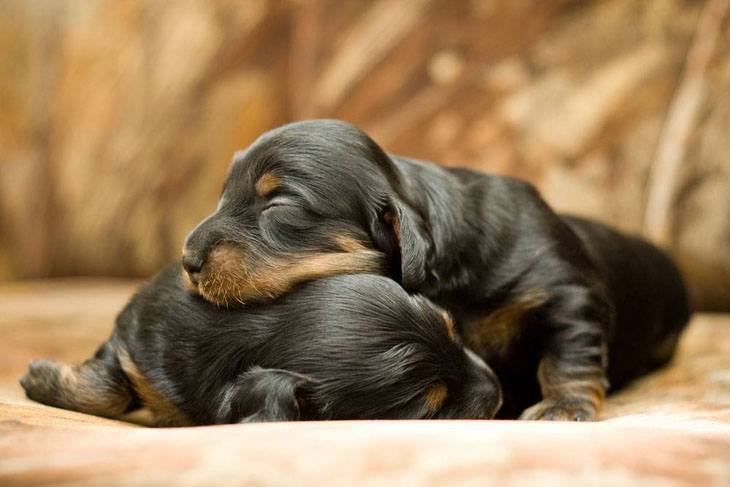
[223, 367, 315, 423]
[369, 196, 432, 290]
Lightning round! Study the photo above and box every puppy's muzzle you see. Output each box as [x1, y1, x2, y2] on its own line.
[181, 252, 204, 285]
[181, 213, 229, 288]
[465, 348, 503, 418]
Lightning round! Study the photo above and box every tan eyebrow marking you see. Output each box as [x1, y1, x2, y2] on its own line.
[255, 172, 280, 197]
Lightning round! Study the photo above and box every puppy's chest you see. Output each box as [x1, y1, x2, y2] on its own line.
[457, 292, 548, 364]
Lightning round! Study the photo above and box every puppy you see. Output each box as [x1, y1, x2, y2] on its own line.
[181, 119, 691, 421]
[21, 265, 502, 424]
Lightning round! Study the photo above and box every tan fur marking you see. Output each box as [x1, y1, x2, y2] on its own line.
[439, 309, 457, 341]
[58, 363, 79, 386]
[332, 234, 369, 253]
[464, 291, 548, 357]
[255, 172, 280, 197]
[424, 382, 448, 413]
[194, 242, 387, 307]
[118, 348, 189, 426]
[68, 363, 131, 416]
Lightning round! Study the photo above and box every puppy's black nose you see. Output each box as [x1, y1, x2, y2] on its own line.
[182, 253, 204, 276]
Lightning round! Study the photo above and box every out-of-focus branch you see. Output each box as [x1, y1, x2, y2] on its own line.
[289, 0, 322, 119]
[643, 0, 729, 245]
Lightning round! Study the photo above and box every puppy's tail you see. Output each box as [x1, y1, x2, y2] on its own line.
[20, 341, 136, 418]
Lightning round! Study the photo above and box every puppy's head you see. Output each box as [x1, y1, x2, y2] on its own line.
[182, 119, 430, 307]
[255, 275, 502, 420]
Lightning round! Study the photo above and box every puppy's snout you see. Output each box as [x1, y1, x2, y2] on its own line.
[465, 347, 503, 417]
[182, 252, 205, 282]
[182, 214, 224, 283]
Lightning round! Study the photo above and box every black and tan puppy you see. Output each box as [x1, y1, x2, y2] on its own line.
[21, 265, 502, 424]
[181, 119, 691, 421]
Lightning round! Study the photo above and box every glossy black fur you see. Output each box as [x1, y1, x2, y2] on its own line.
[182, 119, 692, 420]
[22, 266, 502, 424]
[563, 216, 691, 389]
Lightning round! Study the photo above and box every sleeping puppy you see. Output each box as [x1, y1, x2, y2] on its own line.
[21, 265, 502, 424]
[181, 119, 691, 421]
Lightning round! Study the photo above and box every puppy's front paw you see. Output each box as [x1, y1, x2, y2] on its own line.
[20, 359, 62, 400]
[519, 398, 596, 421]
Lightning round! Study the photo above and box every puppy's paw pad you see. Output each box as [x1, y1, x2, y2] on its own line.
[519, 399, 596, 422]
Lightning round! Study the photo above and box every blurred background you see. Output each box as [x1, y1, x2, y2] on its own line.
[0, 0, 728, 309]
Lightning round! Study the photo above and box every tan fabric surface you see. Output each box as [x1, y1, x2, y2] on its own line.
[0, 280, 728, 486]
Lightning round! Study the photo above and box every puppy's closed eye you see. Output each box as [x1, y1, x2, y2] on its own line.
[262, 198, 294, 212]
[261, 203, 315, 231]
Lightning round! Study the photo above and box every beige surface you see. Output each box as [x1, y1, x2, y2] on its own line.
[0, 280, 729, 486]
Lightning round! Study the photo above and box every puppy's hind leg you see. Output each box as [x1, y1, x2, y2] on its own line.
[20, 341, 135, 419]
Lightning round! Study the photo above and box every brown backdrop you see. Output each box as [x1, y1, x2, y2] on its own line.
[1, 0, 729, 309]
